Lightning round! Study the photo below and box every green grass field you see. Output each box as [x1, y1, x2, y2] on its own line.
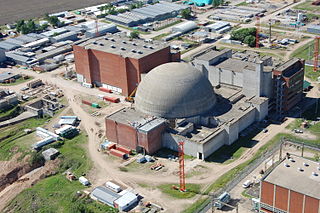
[158, 183, 201, 199]
[293, 0, 318, 12]
[0, 117, 51, 160]
[0, 105, 21, 119]
[5, 133, 118, 213]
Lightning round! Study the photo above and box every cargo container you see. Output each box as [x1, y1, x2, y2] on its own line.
[82, 100, 92, 106]
[103, 96, 120, 103]
[91, 103, 100, 108]
[99, 87, 113, 93]
[116, 146, 131, 154]
[110, 149, 128, 159]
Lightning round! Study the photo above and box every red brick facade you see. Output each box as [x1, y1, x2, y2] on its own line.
[105, 118, 166, 154]
[73, 45, 180, 96]
[260, 180, 320, 213]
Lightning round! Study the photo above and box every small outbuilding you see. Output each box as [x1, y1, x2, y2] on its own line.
[114, 191, 138, 211]
[42, 148, 60, 161]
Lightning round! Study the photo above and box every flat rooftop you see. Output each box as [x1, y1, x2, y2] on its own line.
[106, 107, 166, 132]
[77, 33, 169, 59]
[193, 48, 230, 61]
[264, 155, 320, 199]
[216, 58, 256, 72]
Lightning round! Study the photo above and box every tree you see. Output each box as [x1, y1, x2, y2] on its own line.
[45, 14, 60, 27]
[212, 0, 221, 7]
[130, 30, 140, 39]
[243, 35, 256, 47]
[230, 27, 257, 47]
[180, 9, 191, 19]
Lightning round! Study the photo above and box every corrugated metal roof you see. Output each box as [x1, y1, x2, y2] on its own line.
[0, 41, 20, 51]
[91, 186, 120, 206]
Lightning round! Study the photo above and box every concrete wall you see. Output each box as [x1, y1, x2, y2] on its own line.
[202, 129, 227, 159]
[238, 108, 256, 132]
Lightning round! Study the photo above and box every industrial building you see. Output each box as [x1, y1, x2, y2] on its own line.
[258, 155, 320, 213]
[0, 72, 21, 83]
[209, 6, 266, 22]
[307, 24, 320, 34]
[105, 2, 189, 27]
[163, 21, 198, 41]
[204, 21, 231, 34]
[272, 58, 304, 118]
[105, 62, 268, 159]
[73, 33, 180, 95]
[191, 48, 304, 118]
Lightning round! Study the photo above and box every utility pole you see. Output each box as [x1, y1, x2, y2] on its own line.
[269, 19, 272, 44]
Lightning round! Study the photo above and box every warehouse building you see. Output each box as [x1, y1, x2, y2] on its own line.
[73, 33, 180, 95]
[105, 62, 268, 159]
[105, 2, 189, 27]
[258, 155, 320, 213]
[205, 21, 231, 34]
[307, 24, 320, 34]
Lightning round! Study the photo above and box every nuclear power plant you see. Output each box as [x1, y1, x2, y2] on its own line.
[105, 62, 268, 159]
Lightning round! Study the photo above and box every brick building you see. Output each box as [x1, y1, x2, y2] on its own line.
[105, 108, 167, 154]
[73, 34, 180, 96]
[272, 58, 305, 118]
[259, 155, 320, 213]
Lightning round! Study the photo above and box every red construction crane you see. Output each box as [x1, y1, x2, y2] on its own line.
[178, 141, 186, 192]
[314, 37, 320, 72]
[256, 16, 260, 48]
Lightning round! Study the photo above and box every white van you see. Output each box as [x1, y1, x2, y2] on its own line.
[242, 180, 252, 188]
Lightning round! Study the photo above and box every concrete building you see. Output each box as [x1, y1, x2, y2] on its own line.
[259, 155, 320, 213]
[105, 62, 268, 159]
[191, 48, 273, 99]
[272, 58, 304, 119]
[0, 72, 21, 83]
[73, 33, 180, 95]
[42, 148, 60, 161]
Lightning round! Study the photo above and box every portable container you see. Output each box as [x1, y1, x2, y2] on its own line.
[82, 100, 91, 105]
[103, 96, 120, 103]
[99, 87, 113, 93]
[91, 103, 100, 108]
[105, 181, 121, 192]
[79, 176, 90, 186]
[110, 149, 128, 159]
[116, 146, 131, 154]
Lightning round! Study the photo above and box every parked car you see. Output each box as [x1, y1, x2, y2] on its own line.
[262, 128, 268, 133]
[294, 129, 303, 133]
[242, 180, 252, 188]
[20, 87, 29, 91]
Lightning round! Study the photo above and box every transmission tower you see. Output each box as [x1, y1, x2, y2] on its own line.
[256, 16, 260, 48]
[178, 141, 186, 192]
[314, 37, 320, 72]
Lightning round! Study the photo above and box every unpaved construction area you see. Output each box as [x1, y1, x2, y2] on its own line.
[0, 0, 111, 25]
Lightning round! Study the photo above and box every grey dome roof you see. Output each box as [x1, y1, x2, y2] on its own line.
[135, 62, 216, 119]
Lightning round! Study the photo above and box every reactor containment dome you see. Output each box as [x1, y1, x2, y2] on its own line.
[135, 62, 217, 119]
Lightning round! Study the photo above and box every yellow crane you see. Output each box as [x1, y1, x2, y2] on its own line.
[125, 87, 137, 103]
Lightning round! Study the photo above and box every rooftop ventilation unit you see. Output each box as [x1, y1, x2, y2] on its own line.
[289, 158, 295, 163]
[111, 38, 115, 42]
[149, 46, 153, 49]
[104, 37, 109, 40]
[303, 162, 309, 167]
[284, 163, 290, 168]
[298, 167, 304, 172]
[131, 49, 137, 53]
[132, 43, 137, 46]
[121, 47, 126, 50]
[93, 42, 98, 45]
[111, 45, 116, 48]
[318, 167, 320, 171]
[312, 172, 318, 177]
[138, 51, 143, 54]
[122, 41, 127, 44]
[99, 43, 104, 46]
[143, 45, 148, 48]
